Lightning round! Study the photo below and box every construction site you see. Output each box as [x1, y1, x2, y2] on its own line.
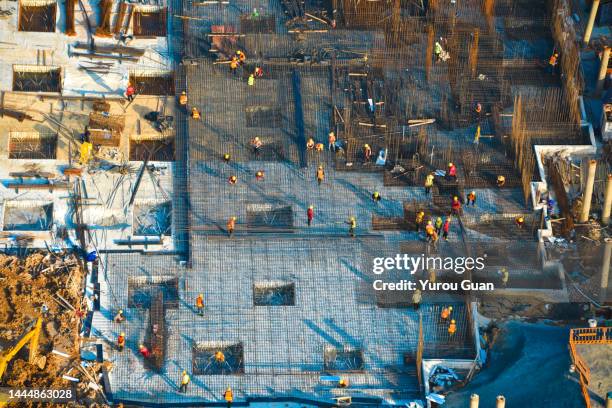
[0, 0, 610, 406]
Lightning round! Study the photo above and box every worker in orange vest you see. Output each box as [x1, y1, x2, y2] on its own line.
[338, 378, 349, 388]
[415, 211, 425, 232]
[497, 175, 506, 187]
[448, 319, 457, 336]
[179, 91, 188, 106]
[236, 50, 246, 64]
[195, 294, 204, 315]
[215, 351, 225, 363]
[227, 217, 236, 237]
[255, 170, 265, 181]
[425, 220, 435, 242]
[191, 107, 201, 120]
[451, 196, 462, 216]
[230, 56, 239, 74]
[117, 332, 125, 351]
[467, 191, 476, 206]
[316, 165, 325, 185]
[315, 142, 324, 152]
[548, 51, 559, 74]
[139, 344, 151, 358]
[224, 387, 234, 407]
[228, 175, 237, 185]
[440, 306, 453, 320]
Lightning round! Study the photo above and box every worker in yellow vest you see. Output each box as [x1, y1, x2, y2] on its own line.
[224, 386, 234, 406]
[179, 370, 190, 393]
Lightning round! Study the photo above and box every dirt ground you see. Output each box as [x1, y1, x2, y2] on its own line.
[0, 252, 110, 408]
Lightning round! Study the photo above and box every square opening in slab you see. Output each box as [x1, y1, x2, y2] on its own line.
[323, 347, 365, 372]
[128, 276, 179, 309]
[130, 136, 175, 161]
[245, 106, 282, 127]
[253, 281, 295, 306]
[246, 204, 293, 229]
[192, 342, 244, 375]
[133, 7, 167, 37]
[8, 132, 57, 159]
[3, 201, 52, 231]
[13, 66, 61, 93]
[129, 72, 174, 95]
[18, 0, 56, 32]
[133, 200, 172, 236]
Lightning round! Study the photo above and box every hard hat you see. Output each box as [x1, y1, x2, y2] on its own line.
[224, 153, 230, 159]
[139, 344, 144, 348]
[350, 216, 356, 221]
[318, 165, 323, 169]
[231, 216, 237, 220]
[364, 144, 370, 148]
[453, 196, 458, 200]
[227, 387, 232, 391]
[448, 162, 453, 167]
[309, 205, 314, 209]
[249, 74, 254, 78]
[181, 91, 186, 95]
[120, 332, 125, 336]
[470, 191, 475, 195]
[199, 293, 203, 297]
[118, 309, 123, 314]
[427, 220, 432, 225]
[449, 306, 453, 311]
[182, 370, 187, 375]
[419, 211, 424, 215]
[254, 136, 260, 141]
[451, 319, 455, 323]
[373, 191, 379, 196]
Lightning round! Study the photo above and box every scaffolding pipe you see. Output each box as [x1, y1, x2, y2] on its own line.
[583, 0, 600, 46]
[496, 395, 506, 408]
[603, 174, 612, 225]
[596, 47, 611, 95]
[470, 394, 479, 408]
[601, 238, 611, 305]
[579, 160, 597, 223]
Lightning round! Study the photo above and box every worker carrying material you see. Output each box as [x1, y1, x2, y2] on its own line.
[306, 138, 315, 150]
[117, 332, 125, 351]
[451, 196, 462, 216]
[316, 165, 325, 185]
[415, 211, 425, 232]
[442, 217, 451, 240]
[467, 191, 476, 206]
[441, 306, 453, 320]
[224, 387, 234, 406]
[114, 309, 125, 323]
[447, 162, 457, 180]
[515, 216, 525, 229]
[448, 319, 457, 336]
[363, 144, 372, 161]
[328, 131, 336, 151]
[307, 205, 314, 226]
[196, 294, 204, 316]
[191, 107, 201, 120]
[412, 289, 422, 310]
[227, 217, 236, 237]
[372, 191, 381, 203]
[139, 344, 151, 358]
[348, 216, 357, 237]
[497, 175, 506, 187]
[179, 370, 190, 393]
[255, 170, 265, 181]
[179, 91, 188, 106]
[424, 173, 434, 194]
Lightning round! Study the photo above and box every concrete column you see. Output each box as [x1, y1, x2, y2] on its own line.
[584, 0, 600, 46]
[596, 47, 611, 95]
[603, 174, 612, 225]
[580, 160, 598, 223]
[600, 238, 612, 305]
[470, 394, 479, 408]
[496, 395, 506, 408]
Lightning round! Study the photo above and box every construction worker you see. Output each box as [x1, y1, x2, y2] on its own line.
[179, 91, 188, 106]
[255, 170, 265, 181]
[441, 306, 453, 320]
[348, 216, 357, 237]
[412, 289, 422, 310]
[117, 332, 125, 351]
[126, 83, 136, 102]
[451, 196, 462, 216]
[215, 351, 226, 363]
[251, 136, 263, 154]
[315, 142, 324, 152]
[467, 191, 476, 206]
[196, 293, 204, 316]
[424, 173, 434, 194]
[139, 344, 151, 358]
[497, 175, 506, 188]
[372, 191, 381, 203]
[230, 56, 239, 74]
[179, 370, 190, 393]
[363, 144, 372, 162]
[515, 216, 525, 229]
[306, 138, 315, 150]
[475, 103, 482, 115]
[338, 378, 349, 388]
[548, 50, 559, 74]
[425, 220, 435, 242]
[500, 267, 509, 287]
[447, 162, 457, 180]
[415, 211, 425, 232]
[227, 216, 236, 237]
[448, 319, 457, 336]
[236, 50, 246, 64]
[473, 125, 480, 145]
[316, 165, 325, 185]
[435, 217, 443, 235]
[191, 107, 201, 120]
[114, 309, 125, 323]
[228, 175, 238, 185]
[223, 153, 231, 163]
[442, 217, 451, 240]
[328, 131, 336, 151]
[224, 387, 234, 407]
[254, 66, 263, 77]
[248, 74, 255, 86]
[307, 205, 314, 226]
[434, 41, 443, 61]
